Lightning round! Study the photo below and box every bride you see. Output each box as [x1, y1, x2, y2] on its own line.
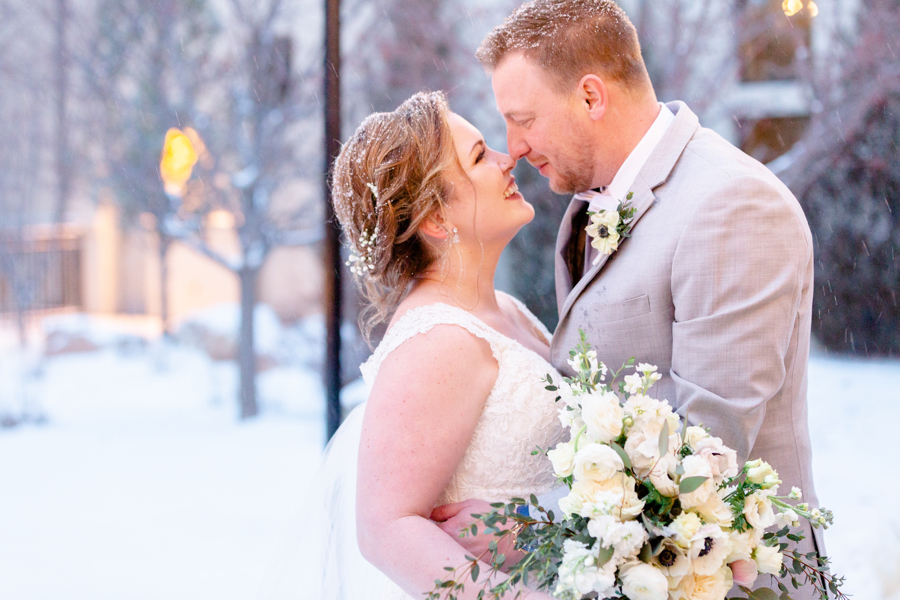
[310, 91, 564, 600]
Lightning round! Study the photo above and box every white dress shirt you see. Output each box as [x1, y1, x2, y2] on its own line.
[580, 103, 675, 269]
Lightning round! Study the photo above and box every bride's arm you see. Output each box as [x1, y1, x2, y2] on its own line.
[356, 325, 552, 600]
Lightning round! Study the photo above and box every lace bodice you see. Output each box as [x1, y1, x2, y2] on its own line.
[360, 295, 567, 506]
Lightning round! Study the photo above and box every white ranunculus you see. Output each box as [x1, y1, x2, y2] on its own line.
[574, 443, 624, 483]
[753, 544, 784, 575]
[548, 441, 576, 477]
[692, 436, 739, 483]
[667, 566, 733, 600]
[577, 473, 645, 520]
[678, 455, 715, 509]
[671, 512, 703, 549]
[581, 391, 624, 443]
[743, 491, 776, 529]
[620, 562, 669, 600]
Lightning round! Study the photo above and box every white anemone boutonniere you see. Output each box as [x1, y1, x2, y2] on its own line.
[585, 191, 637, 265]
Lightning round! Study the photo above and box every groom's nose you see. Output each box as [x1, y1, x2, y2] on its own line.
[506, 130, 529, 162]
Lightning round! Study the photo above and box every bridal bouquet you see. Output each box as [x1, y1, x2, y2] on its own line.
[430, 332, 845, 600]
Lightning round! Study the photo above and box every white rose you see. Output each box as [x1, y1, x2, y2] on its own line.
[668, 567, 733, 600]
[581, 391, 624, 443]
[558, 489, 584, 518]
[743, 491, 776, 530]
[692, 436, 739, 483]
[753, 544, 784, 575]
[620, 562, 669, 600]
[648, 453, 678, 497]
[573, 443, 624, 483]
[692, 489, 734, 526]
[679, 455, 715, 509]
[725, 529, 762, 563]
[548, 442, 576, 477]
[683, 425, 709, 449]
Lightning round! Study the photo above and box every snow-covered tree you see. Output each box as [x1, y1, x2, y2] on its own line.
[783, 0, 900, 356]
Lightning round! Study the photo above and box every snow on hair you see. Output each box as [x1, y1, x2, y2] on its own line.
[331, 91, 458, 344]
[476, 0, 650, 95]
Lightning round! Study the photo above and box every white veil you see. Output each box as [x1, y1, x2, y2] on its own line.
[279, 403, 397, 600]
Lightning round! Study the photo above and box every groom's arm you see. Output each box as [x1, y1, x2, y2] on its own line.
[668, 174, 812, 464]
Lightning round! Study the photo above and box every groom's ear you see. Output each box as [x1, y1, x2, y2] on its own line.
[576, 74, 607, 121]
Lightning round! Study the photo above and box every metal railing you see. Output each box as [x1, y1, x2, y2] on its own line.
[0, 235, 83, 313]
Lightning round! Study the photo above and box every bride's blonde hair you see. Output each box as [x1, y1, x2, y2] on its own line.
[331, 91, 459, 343]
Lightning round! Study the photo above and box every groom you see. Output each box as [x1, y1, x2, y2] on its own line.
[432, 0, 825, 596]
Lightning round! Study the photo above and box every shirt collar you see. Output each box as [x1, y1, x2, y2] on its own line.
[605, 103, 674, 202]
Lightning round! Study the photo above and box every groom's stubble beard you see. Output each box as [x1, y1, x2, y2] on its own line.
[549, 127, 594, 194]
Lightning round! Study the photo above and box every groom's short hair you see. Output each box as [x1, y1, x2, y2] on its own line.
[476, 0, 650, 95]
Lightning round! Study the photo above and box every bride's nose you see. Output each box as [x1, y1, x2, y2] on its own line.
[497, 151, 516, 173]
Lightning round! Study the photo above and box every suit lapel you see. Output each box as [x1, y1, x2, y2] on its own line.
[555, 101, 702, 326]
[554, 196, 586, 312]
[557, 183, 655, 324]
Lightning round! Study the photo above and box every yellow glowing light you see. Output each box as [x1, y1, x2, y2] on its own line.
[160, 128, 199, 196]
[782, 0, 803, 16]
[807, 1, 819, 17]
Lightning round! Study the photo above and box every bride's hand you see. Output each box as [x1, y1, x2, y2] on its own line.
[430, 499, 527, 571]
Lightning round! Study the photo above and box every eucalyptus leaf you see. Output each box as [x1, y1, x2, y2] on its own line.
[748, 588, 780, 600]
[596, 545, 615, 568]
[679, 476, 708, 494]
[609, 441, 632, 471]
[658, 420, 669, 456]
[638, 542, 652, 563]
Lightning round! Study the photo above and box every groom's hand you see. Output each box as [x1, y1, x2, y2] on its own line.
[430, 499, 525, 569]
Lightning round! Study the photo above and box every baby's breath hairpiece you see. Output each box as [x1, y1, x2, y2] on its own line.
[346, 225, 379, 277]
[346, 182, 382, 278]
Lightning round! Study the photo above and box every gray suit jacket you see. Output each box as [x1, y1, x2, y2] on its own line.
[551, 101, 824, 595]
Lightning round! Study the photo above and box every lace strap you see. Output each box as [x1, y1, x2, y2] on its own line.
[499, 292, 553, 345]
[360, 304, 504, 386]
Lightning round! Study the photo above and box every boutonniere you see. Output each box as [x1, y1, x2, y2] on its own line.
[585, 191, 636, 264]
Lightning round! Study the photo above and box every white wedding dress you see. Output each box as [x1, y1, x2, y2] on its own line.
[301, 296, 566, 600]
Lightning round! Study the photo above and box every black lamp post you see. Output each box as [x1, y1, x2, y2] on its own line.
[323, 0, 343, 441]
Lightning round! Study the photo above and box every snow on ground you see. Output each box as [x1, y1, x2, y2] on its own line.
[0, 313, 897, 600]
